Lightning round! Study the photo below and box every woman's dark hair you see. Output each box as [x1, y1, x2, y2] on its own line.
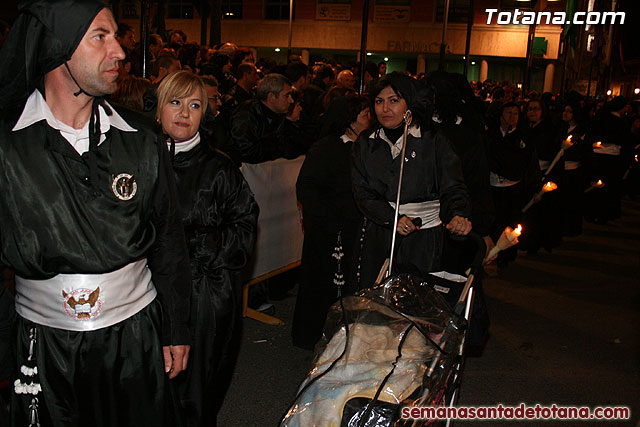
[524, 98, 548, 123]
[369, 72, 431, 130]
[563, 101, 585, 125]
[422, 71, 485, 129]
[321, 86, 356, 111]
[320, 94, 369, 137]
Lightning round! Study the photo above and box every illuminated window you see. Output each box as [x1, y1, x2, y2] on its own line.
[222, 0, 243, 19]
[168, 0, 194, 19]
[265, 0, 295, 20]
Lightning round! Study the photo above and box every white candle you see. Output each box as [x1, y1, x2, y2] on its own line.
[584, 179, 605, 193]
[522, 182, 557, 213]
[484, 225, 522, 264]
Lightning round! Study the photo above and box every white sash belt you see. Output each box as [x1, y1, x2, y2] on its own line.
[538, 159, 550, 171]
[489, 172, 520, 187]
[15, 259, 157, 331]
[594, 144, 621, 156]
[389, 200, 442, 229]
[564, 160, 581, 170]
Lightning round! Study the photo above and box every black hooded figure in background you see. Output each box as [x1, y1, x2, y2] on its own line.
[351, 72, 472, 288]
[0, 1, 191, 425]
[292, 94, 371, 350]
[422, 71, 494, 348]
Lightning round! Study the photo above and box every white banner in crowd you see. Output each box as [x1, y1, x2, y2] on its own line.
[240, 156, 305, 280]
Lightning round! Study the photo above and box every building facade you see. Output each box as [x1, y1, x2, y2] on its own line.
[118, 0, 568, 92]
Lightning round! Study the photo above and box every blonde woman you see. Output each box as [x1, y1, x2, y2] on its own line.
[157, 71, 258, 426]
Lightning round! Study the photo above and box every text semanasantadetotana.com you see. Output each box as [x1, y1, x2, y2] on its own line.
[485, 9, 625, 25]
[401, 403, 630, 420]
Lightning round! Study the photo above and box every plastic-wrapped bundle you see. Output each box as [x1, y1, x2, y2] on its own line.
[281, 274, 466, 427]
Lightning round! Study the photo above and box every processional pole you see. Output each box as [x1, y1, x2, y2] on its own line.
[387, 110, 413, 278]
[287, 0, 293, 62]
[357, 0, 370, 95]
[438, 0, 450, 70]
[139, 0, 150, 78]
[463, 0, 474, 78]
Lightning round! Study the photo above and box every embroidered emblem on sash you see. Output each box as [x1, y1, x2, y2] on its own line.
[111, 173, 137, 201]
[62, 287, 102, 320]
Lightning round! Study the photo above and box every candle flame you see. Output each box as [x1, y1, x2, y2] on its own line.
[597, 179, 603, 186]
[567, 135, 573, 142]
[515, 224, 522, 235]
[543, 181, 558, 192]
[635, 154, 638, 162]
[594, 141, 602, 147]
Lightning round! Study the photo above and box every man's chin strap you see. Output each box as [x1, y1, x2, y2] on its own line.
[64, 61, 96, 98]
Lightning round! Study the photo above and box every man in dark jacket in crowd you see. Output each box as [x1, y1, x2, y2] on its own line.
[224, 73, 303, 164]
[222, 62, 259, 114]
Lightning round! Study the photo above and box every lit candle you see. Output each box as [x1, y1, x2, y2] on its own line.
[542, 181, 558, 193]
[593, 141, 603, 149]
[544, 137, 574, 179]
[484, 224, 522, 264]
[507, 224, 522, 242]
[584, 179, 605, 193]
[561, 135, 574, 151]
[522, 181, 558, 213]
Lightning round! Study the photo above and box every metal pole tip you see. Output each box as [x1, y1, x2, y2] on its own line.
[404, 110, 412, 125]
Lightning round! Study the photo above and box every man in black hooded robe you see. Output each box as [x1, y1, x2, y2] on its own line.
[0, 1, 191, 425]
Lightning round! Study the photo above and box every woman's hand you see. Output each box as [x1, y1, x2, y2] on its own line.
[397, 216, 419, 236]
[446, 216, 472, 236]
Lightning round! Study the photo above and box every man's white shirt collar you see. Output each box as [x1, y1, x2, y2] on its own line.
[13, 90, 137, 155]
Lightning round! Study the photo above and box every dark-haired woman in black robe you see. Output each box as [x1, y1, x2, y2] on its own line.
[292, 94, 371, 350]
[560, 102, 590, 236]
[352, 73, 472, 287]
[157, 71, 258, 427]
[521, 98, 562, 254]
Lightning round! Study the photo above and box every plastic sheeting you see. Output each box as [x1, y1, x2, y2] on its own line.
[282, 274, 466, 427]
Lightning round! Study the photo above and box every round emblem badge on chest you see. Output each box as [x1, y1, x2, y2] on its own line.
[111, 173, 137, 200]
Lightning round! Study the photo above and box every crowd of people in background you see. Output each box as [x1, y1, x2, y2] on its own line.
[0, 11, 639, 425]
[109, 23, 640, 374]
[110, 28, 639, 243]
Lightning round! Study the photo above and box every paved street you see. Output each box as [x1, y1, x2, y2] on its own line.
[219, 199, 640, 427]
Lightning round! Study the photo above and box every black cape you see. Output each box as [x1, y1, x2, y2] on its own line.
[170, 140, 258, 426]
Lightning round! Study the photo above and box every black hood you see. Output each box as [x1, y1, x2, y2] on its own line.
[0, 0, 107, 110]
